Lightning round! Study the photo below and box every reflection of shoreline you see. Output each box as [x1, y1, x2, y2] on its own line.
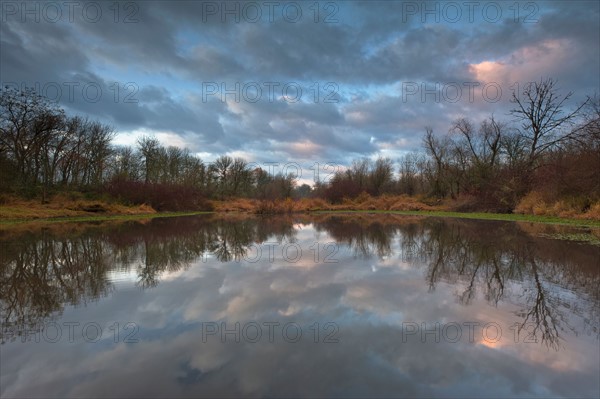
[1, 214, 598, 348]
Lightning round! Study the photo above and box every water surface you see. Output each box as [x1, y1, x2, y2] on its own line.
[1, 214, 599, 398]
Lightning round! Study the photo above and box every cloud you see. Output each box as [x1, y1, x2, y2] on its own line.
[1, 0, 598, 164]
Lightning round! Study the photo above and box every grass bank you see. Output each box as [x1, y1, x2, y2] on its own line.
[315, 210, 600, 228]
[210, 196, 600, 227]
[2, 194, 599, 229]
[0, 211, 215, 227]
[0, 198, 153, 224]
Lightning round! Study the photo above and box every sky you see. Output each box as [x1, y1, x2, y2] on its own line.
[1, 0, 599, 172]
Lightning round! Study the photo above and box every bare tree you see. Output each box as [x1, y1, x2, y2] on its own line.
[479, 116, 503, 168]
[212, 155, 233, 199]
[0, 86, 65, 194]
[423, 127, 450, 197]
[569, 94, 600, 150]
[510, 78, 586, 168]
[85, 121, 115, 187]
[398, 152, 422, 195]
[369, 157, 394, 195]
[229, 157, 252, 197]
[111, 145, 141, 181]
[137, 136, 161, 184]
[349, 158, 371, 192]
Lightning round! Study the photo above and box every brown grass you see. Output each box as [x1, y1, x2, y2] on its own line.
[212, 193, 598, 220]
[582, 203, 600, 220]
[210, 194, 442, 214]
[4, 191, 597, 222]
[210, 198, 259, 212]
[514, 191, 600, 220]
[0, 194, 155, 221]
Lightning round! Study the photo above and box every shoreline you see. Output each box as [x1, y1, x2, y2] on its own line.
[2, 207, 599, 229]
[0, 211, 213, 226]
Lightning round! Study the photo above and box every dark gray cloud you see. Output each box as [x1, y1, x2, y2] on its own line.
[1, 0, 598, 164]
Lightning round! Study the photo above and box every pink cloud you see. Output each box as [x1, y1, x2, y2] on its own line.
[469, 39, 574, 87]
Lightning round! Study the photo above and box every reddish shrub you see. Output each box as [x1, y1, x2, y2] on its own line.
[105, 179, 212, 211]
[323, 179, 361, 203]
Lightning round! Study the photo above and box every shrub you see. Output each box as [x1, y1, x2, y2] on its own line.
[583, 202, 600, 220]
[514, 191, 545, 215]
[323, 179, 361, 203]
[254, 198, 295, 214]
[106, 179, 212, 211]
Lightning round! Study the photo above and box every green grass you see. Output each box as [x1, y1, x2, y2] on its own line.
[312, 209, 600, 228]
[0, 211, 213, 226]
[536, 232, 600, 246]
[2, 208, 599, 229]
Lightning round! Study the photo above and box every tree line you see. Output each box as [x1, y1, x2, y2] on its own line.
[0, 87, 114, 201]
[322, 78, 599, 212]
[1, 78, 598, 212]
[0, 86, 297, 209]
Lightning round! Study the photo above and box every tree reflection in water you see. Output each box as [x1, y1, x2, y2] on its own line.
[0, 229, 114, 341]
[1, 214, 598, 350]
[317, 215, 599, 349]
[0, 215, 296, 341]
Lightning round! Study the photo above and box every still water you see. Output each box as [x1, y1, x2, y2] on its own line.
[1, 214, 599, 398]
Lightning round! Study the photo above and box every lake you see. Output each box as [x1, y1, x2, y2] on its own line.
[1, 214, 599, 398]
